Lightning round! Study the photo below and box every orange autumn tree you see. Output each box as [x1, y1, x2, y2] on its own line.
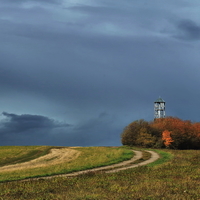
[151, 117, 194, 149]
[162, 130, 174, 148]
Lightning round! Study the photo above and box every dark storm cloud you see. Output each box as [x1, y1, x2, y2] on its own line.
[0, 112, 72, 146]
[1, 112, 70, 134]
[175, 19, 200, 40]
[52, 112, 122, 147]
[1, 0, 200, 146]
[0, 112, 121, 146]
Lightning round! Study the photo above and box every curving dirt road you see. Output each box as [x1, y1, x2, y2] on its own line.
[27, 150, 160, 180]
[60, 150, 160, 177]
[105, 150, 160, 173]
[4, 149, 160, 181]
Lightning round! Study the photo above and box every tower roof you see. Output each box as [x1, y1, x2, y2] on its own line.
[154, 97, 165, 103]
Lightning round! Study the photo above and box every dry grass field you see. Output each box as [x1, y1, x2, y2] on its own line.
[0, 148, 80, 172]
[0, 146, 199, 199]
[0, 146, 133, 182]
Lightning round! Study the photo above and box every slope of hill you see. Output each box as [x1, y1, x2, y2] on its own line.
[1, 148, 199, 199]
[0, 146, 133, 182]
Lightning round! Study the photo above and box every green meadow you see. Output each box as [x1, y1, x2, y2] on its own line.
[0, 146, 133, 182]
[0, 146, 200, 199]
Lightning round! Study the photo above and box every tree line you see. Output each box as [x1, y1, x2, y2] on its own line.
[121, 117, 200, 149]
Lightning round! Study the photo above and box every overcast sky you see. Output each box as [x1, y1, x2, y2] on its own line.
[0, 0, 200, 146]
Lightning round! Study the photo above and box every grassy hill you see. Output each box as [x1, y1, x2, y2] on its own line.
[0, 146, 133, 182]
[0, 146, 53, 167]
[0, 146, 200, 199]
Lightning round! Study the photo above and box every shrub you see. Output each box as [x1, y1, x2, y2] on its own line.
[121, 117, 200, 149]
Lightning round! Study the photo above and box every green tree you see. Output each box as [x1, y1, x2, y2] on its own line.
[135, 128, 157, 147]
[121, 119, 154, 147]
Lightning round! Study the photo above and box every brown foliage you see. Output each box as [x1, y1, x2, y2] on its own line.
[152, 117, 200, 149]
[121, 120, 152, 146]
[121, 117, 200, 149]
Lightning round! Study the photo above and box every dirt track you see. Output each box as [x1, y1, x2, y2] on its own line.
[58, 150, 160, 177]
[105, 150, 160, 173]
[22, 150, 160, 181]
[0, 148, 81, 172]
[1, 149, 160, 181]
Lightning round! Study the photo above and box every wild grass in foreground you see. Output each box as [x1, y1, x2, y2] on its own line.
[0, 149, 200, 200]
[0, 146, 133, 182]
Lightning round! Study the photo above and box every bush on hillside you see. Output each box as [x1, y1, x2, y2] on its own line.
[121, 117, 200, 149]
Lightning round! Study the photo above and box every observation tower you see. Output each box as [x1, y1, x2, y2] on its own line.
[154, 97, 165, 119]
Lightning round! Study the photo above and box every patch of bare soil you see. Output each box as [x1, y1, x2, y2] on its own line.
[0, 148, 81, 172]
